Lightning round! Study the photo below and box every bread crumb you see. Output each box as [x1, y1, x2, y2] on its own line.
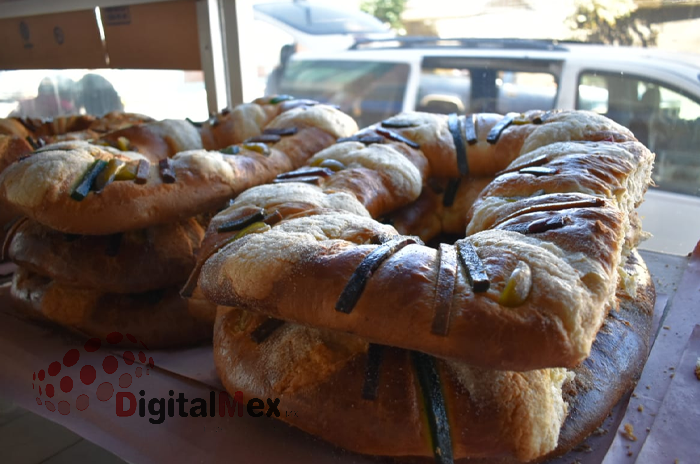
[627, 451, 633, 456]
[663, 326, 670, 330]
[695, 358, 700, 381]
[620, 423, 637, 441]
[637, 405, 644, 412]
[593, 427, 608, 436]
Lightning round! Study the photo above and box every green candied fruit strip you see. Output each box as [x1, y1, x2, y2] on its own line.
[242, 143, 270, 156]
[219, 145, 240, 155]
[71, 159, 108, 201]
[114, 161, 138, 181]
[93, 158, 125, 192]
[269, 95, 295, 104]
[233, 222, 271, 240]
[117, 136, 130, 151]
[498, 261, 532, 307]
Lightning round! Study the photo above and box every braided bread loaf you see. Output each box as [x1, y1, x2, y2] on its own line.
[1, 98, 358, 348]
[0, 102, 358, 234]
[198, 110, 653, 371]
[193, 109, 654, 462]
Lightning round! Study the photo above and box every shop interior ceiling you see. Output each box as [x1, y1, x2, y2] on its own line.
[0, 0, 200, 70]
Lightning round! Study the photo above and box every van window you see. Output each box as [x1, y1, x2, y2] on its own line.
[417, 58, 559, 115]
[279, 60, 409, 128]
[0, 69, 208, 121]
[577, 71, 700, 196]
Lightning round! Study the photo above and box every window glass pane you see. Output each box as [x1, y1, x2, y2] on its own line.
[0, 69, 208, 121]
[578, 74, 609, 113]
[417, 60, 558, 115]
[280, 60, 409, 128]
[577, 71, 700, 197]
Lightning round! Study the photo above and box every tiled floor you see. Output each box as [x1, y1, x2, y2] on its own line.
[0, 397, 128, 464]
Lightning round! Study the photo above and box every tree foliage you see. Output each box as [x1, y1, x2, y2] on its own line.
[569, 0, 658, 47]
[360, 0, 407, 32]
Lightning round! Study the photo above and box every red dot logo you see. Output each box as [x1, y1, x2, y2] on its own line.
[34, 332, 153, 416]
[119, 373, 132, 388]
[106, 332, 123, 344]
[60, 376, 73, 393]
[84, 338, 101, 352]
[58, 401, 70, 415]
[80, 365, 96, 385]
[97, 382, 114, 401]
[48, 362, 61, 377]
[63, 349, 79, 367]
[103, 356, 118, 374]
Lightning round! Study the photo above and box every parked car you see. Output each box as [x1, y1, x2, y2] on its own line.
[278, 37, 700, 254]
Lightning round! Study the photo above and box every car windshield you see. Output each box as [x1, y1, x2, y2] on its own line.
[280, 59, 410, 128]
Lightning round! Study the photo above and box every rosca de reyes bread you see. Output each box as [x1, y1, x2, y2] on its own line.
[0, 102, 358, 235]
[196, 110, 653, 371]
[190, 108, 655, 463]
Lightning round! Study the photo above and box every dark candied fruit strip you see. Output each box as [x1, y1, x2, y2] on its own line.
[337, 134, 385, 145]
[447, 114, 469, 176]
[263, 127, 298, 136]
[219, 145, 240, 155]
[358, 135, 385, 145]
[71, 159, 108, 201]
[380, 118, 417, 128]
[105, 233, 123, 257]
[217, 208, 265, 233]
[527, 215, 572, 234]
[335, 236, 423, 314]
[279, 99, 318, 112]
[186, 117, 203, 128]
[17, 117, 38, 132]
[135, 159, 150, 184]
[455, 240, 489, 293]
[519, 166, 558, 177]
[532, 110, 554, 124]
[375, 127, 420, 149]
[262, 210, 283, 226]
[361, 344, 385, 401]
[496, 154, 549, 176]
[318, 159, 345, 172]
[276, 167, 334, 180]
[273, 176, 323, 186]
[25, 136, 41, 150]
[411, 351, 454, 464]
[1, 217, 28, 261]
[495, 197, 605, 226]
[442, 178, 461, 207]
[431, 244, 458, 337]
[369, 233, 393, 245]
[158, 158, 176, 184]
[250, 318, 286, 344]
[270, 95, 295, 104]
[502, 215, 572, 235]
[244, 134, 281, 144]
[486, 113, 515, 144]
[464, 113, 478, 145]
[93, 158, 125, 192]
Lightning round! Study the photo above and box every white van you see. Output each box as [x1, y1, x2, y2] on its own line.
[279, 38, 700, 254]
